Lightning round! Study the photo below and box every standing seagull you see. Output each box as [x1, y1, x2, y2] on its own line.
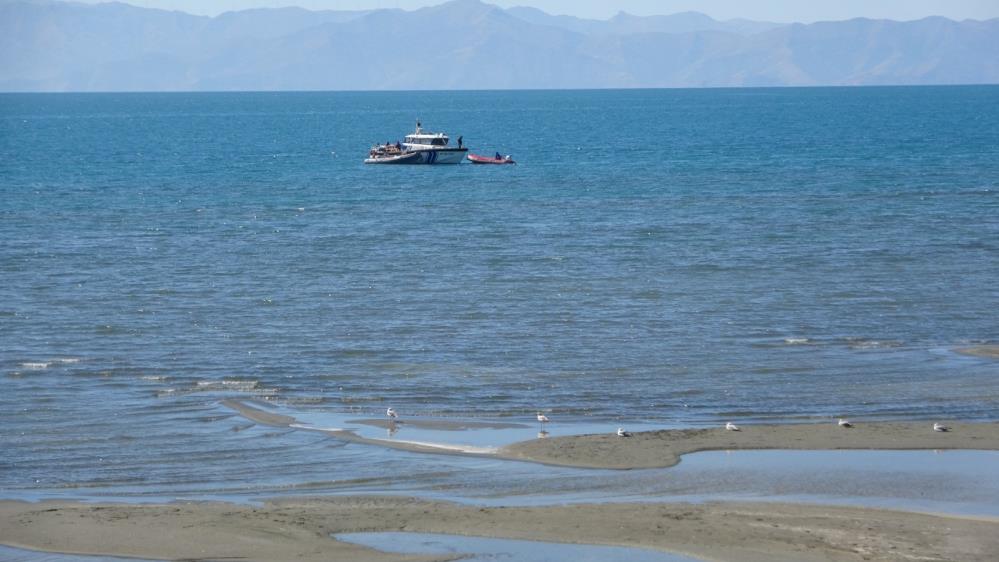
[933, 422, 950, 432]
[386, 407, 398, 419]
[536, 411, 549, 429]
[725, 422, 740, 431]
[616, 427, 631, 437]
[838, 418, 853, 428]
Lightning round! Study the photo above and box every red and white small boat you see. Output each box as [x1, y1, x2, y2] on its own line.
[468, 153, 516, 165]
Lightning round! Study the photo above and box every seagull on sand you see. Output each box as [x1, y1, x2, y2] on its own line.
[725, 422, 740, 431]
[616, 428, 631, 437]
[838, 419, 853, 428]
[933, 422, 950, 432]
[386, 407, 398, 419]
[536, 411, 549, 428]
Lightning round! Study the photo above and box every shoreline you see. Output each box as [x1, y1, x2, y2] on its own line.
[223, 399, 999, 469]
[2, 497, 997, 562]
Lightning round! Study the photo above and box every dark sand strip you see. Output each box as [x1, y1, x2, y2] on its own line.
[2, 497, 997, 562]
[221, 399, 297, 427]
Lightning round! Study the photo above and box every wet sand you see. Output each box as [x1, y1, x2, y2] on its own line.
[3, 497, 997, 562]
[224, 399, 999, 469]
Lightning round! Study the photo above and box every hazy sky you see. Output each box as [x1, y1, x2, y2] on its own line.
[71, 0, 999, 22]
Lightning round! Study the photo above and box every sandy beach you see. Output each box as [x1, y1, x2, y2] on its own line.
[3, 496, 998, 562]
[5, 399, 978, 561]
[2, 387, 995, 562]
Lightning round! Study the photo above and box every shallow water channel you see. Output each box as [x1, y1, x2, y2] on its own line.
[336, 532, 701, 562]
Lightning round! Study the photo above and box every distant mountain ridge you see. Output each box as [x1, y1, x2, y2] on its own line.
[1, 0, 997, 91]
[505, 7, 785, 36]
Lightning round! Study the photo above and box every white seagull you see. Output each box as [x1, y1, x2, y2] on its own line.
[386, 407, 398, 419]
[536, 412, 549, 428]
[933, 422, 950, 432]
[838, 419, 853, 428]
[725, 422, 740, 431]
[616, 428, 631, 437]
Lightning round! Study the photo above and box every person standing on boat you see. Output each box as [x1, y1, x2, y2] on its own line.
[457, 135, 463, 149]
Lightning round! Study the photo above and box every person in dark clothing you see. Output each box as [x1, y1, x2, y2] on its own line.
[457, 136, 463, 149]
[495, 151, 502, 160]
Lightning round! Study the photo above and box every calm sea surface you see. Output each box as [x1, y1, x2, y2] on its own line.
[1, 87, 998, 503]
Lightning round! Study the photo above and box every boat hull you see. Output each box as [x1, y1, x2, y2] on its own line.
[364, 151, 423, 165]
[411, 148, 467, 165]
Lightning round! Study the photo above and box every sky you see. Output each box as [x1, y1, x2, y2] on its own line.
[69, 0, 999, 22]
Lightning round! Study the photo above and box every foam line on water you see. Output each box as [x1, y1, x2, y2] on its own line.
[290, 423, 345, 432]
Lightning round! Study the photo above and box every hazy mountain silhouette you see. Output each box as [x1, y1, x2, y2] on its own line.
[2, 0, 997, 91]
[505, 7, 784, 36]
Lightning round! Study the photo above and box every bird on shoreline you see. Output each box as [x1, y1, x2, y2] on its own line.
[933, 422, 950, 432]
[616, 428, 631, 437]
[838, 419, 853, 428]
[386, 407, 398, 419]
[725, 422, 740, 431]
[536, 412, 549, 429]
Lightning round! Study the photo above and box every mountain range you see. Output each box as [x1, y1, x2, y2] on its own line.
[2, 0, 998, 91]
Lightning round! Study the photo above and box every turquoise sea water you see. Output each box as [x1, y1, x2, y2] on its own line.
[1, 87, 998, 505]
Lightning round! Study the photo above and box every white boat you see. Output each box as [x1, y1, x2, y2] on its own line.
[364, 146, 422, 165]
[400, 121, 467, 164]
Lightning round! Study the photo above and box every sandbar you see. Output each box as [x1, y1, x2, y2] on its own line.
[955, 345, 999, 359]
[2, 497, 997, 562]
[224, 399, 999, 470]
[501, 421, 999, 469]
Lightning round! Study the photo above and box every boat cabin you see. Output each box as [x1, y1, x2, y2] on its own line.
[404, 133, 449, 147]
[403, 122, 450, 148]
